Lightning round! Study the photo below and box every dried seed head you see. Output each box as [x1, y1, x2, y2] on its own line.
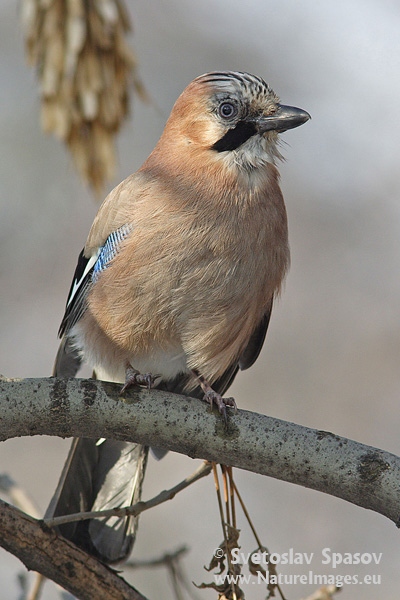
[21, 0, 144, 195]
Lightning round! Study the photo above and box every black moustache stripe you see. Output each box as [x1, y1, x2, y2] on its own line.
[212, 121, 257, 152]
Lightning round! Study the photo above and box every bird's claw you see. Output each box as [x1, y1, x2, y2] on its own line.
[204, 390, 237, 421]
[120, 367, 157, 393]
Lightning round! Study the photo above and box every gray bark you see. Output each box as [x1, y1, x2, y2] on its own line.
[0, 376, 399, 526]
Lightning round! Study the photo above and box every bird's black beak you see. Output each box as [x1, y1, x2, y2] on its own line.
[257, 104, 311, 134]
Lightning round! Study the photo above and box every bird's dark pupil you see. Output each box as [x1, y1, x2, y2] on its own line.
[221, 103, 233, 117]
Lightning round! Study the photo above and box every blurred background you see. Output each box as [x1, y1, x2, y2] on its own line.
[1, 0, 400, 598]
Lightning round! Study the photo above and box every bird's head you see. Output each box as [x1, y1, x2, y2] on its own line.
[161, 71, 310, 172]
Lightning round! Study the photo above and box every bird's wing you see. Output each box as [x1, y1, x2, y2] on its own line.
[238, 297, 274, 370]
[58, 248, 98, 338]
[58, 224, 133, 339]
[85, 174, 140, 254]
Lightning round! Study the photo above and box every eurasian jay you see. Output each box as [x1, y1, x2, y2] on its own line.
[47, 71, 310, 563]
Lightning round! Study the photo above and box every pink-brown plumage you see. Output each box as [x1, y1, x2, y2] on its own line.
[80, 165, 289, 386]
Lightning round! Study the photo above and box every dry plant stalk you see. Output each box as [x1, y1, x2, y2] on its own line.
[20, 0, 146, 194]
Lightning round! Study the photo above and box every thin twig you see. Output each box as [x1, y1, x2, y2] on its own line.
[212, 463, 236, 600]
[212, 463, 226, 539]
[0, 474, 40, 518]
[168, 560, 186, 600]
[231, 479, 286, 600]
[231, 477, 262, 549]
[168, 559, 203, 600]
[26, 573, 45, 600]
[127, 546, 202, 600]
[45, 461, 212, 528]
[221, 465, 231, 525]
[126, 546, 189, 569]
[226, 466, 236, 529]
[302, 585, 341, 600]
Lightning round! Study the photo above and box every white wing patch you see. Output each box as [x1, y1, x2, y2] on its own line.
[66, 251, 100, 308]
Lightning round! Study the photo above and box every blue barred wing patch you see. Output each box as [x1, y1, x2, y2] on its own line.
[93, 224, 133, 282]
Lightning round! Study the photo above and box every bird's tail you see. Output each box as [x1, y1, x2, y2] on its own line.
[47, 337, 148, 564]
[45, 437, 148, 563]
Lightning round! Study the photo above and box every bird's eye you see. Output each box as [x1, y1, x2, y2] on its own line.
[219, 102, 238, 119]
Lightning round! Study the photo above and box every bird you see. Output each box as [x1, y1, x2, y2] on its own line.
[46, 71, 310, 564]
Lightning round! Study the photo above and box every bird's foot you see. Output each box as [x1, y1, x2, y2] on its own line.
[192, 370, 237, 421]
[204, 389, 237, 421]
[120, 364, 157, 393]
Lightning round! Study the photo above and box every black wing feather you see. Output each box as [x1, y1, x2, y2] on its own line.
[58, 249, 95, 337]
[239, 297, 274, 370]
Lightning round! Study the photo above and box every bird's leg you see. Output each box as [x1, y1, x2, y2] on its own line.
[192, 370, 237, 420]
[120, 363, 157, 393]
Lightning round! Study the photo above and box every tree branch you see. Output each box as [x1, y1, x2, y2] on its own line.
[0, 499, 148, 600]
[0, 376, 399, 527]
